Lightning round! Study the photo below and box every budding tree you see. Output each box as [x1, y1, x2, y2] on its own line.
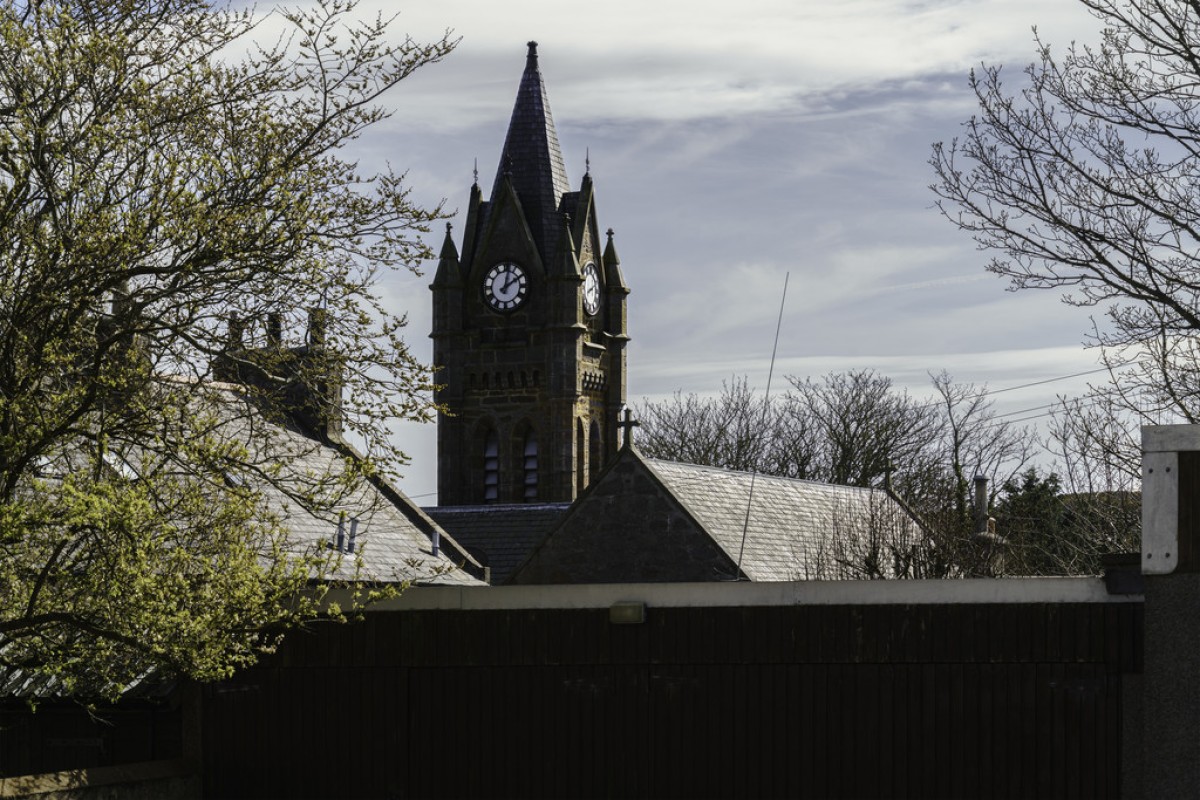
[0, 0, 454, 696]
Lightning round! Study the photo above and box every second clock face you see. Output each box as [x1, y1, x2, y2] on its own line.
[484, 262, 528, 312]
[582, 262, 600, 316]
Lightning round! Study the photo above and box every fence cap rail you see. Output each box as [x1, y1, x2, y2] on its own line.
[348, 577, 1140, 612]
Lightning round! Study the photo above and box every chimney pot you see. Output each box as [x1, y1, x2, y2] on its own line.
[973, 474, 989, 535]
[267, 313, 283, 347]
[308, 308, 327, 348]
[227, 315, 245, 349]
[112, 280, 131, 317]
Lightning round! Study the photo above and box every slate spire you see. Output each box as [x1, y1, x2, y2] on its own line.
[432, 222, 461, 289]
[491, 41, 570, 268]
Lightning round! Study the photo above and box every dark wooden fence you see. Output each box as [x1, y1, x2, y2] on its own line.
[0, 698, 182, 778]
[203, 599, 1141, 799]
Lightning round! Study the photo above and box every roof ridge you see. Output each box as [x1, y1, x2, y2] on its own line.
[644, 457, 886, 494]
[425, 502, 573, 513]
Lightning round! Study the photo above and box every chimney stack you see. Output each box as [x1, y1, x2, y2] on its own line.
[211, 307, 343, 442]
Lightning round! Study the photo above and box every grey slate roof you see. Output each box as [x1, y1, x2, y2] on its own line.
[0, 382, 482, 702]
[644, 457, 926, 581]
[490, 41, 570, 269]
[425, 503, 570, 584]
[190, 383, 483, 587]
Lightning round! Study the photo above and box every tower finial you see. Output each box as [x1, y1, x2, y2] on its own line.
[527, 41, 538, 60]
[585, 148, 590, 176]
[473, 158, 478, 186]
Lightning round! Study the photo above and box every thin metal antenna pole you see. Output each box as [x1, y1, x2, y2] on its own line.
[735, 272, 790, 579]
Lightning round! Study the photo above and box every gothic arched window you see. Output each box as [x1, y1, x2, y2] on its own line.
[483, 429, 499, 503]
[522, 429, 538, 502]
[577, 419, 587, 496]
[589, 420, 602, 477]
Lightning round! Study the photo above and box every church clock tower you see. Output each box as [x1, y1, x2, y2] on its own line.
[431, 42, 630, 505]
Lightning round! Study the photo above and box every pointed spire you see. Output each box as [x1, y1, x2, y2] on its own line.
[491, 42, 570, 269]
[460, 183, 483, 271]
[603, 227, 628, 291]
[432, 222, 461, 288]
[440, 221, 458, 259]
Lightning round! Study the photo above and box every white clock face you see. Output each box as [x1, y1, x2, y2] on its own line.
[582, 262, 600, 316]
[484, 262, 528, 312]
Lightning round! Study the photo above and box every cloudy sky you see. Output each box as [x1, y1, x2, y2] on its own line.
[342, 0, 1110, 503]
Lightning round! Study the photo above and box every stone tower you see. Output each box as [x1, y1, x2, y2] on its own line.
[431, 42, 629, 505]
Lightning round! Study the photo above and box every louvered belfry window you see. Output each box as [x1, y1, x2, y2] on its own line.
[483, 430, 499, 503]
[576, 421, 587, 495]
[523, 430, 538, 502]
[589, 421, 602, 476]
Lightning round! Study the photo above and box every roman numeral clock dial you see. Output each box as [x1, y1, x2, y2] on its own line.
[483, 262, 528, 312]
[582, 261, 600, 316]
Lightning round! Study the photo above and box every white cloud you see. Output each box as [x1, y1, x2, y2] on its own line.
[331, 0, 1118, 499]
[376, 0, 1096, 126]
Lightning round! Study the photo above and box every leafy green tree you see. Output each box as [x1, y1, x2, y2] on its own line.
[0, 0, 455, 696]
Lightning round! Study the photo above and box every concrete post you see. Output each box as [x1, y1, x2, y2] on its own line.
[1140, 425, 1200, 798]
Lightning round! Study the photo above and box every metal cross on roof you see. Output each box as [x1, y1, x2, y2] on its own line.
[619, 407, 640, 450]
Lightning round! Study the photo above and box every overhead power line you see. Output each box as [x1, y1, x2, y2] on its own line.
[981, 365, 1126, 397]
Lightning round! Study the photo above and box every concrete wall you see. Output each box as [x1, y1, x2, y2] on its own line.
[0, 760, 198, 800]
